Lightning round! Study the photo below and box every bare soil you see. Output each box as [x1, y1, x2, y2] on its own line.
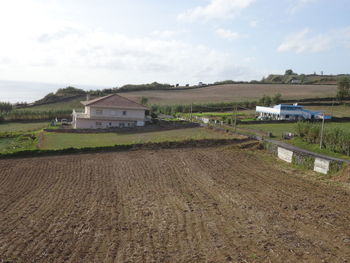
[0, 146, 349, 263]
[122, 84, 337, 105]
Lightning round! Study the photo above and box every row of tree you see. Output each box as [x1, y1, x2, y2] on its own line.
[0, 110, 72, 122]
[336, 77, 350, 101]
[148, 94, 282, 115]
[295, 122, 350, 156]
[0, 102, 13, 113]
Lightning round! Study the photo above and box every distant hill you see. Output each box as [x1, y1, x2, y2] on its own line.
[19, 83, 337, 113]
[12, 72, 347, 110]
[263, 73, 350, 85]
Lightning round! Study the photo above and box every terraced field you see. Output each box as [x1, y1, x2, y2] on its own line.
[0, 145, 349, 263]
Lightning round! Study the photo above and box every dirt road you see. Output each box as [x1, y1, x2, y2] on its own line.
[0, 146, 349, 262]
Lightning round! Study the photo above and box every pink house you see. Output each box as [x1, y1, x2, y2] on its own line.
[72, 94, 148, 129]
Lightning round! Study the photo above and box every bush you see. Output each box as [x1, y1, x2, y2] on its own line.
[295, 121, 350, 156]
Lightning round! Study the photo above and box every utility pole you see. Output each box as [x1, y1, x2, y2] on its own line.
[320, 113, 325, 149]
[234, 104, 238, 132]
[331, 100, 335, 117]
[231, 108, 234, 128]
[190, 103, 193, 122]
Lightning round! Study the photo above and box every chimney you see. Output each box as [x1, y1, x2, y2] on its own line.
[86, 93, 90, 101]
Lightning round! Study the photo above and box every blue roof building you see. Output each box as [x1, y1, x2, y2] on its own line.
[256, 104, 332, 121]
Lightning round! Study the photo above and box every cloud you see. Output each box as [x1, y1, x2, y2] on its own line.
[178, 0, 255, 22]
[0, 0, 262, 86]
[215, 28, 243, 40]
[249, 20, 258, 27]
[37, 26, 84, 43]
[288, 0, 318, 14]
[277, 28, 332, 53]
[0, 22, 257, 84]
[149, 30, 178, 38]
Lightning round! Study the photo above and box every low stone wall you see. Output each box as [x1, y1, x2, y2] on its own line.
[44, 122, 199, 133]
[264, 140, 347, 174]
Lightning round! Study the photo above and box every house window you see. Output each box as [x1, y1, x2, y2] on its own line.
[122, 111, 127, 116]
[96, 109, 103, 115]
[96, 122, 102, 126]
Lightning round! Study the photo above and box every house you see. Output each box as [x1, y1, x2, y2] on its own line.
[290, 79, 302, 84]
[256, 104, 332, 121]
[72, 94, 148, 129]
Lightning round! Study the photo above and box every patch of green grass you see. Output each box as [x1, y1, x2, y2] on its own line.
[40, 127, 233, 150]
[18, 96, 85, 112]
[288, 137, 350, 161]
[239, 123, 296, 137]
[183, 110, 255, 118]
[306, 104, 350, 118]
[240, 122, 350, 138]
[0, 135, 38, 153]
[0, 122, 49, 132]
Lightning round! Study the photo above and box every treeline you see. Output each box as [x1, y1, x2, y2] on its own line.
[295, 122, 350, 156]
[150, 101, 258, 115]
[34, 86, 86, 105]
[0, 102, 13, 113]
[150, 94, 282, 115]
[336, 77, 350, 102]
[118, 82, 174, 92]
[0, 110, 72, 122]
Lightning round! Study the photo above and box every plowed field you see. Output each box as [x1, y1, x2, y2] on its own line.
[0, 146, 349, 263]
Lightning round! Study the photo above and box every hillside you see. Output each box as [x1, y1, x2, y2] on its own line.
[263, 73, 350, 85]
[121, 83, 337, 105]
[21, 83, 337, 112]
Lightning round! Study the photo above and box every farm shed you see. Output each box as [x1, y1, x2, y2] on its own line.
[256, 104, 332, 121]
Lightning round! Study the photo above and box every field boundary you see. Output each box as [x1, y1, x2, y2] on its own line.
[201, 122, 350, 174]
[44, 122, 199, 133]
[264, 139, 350, 174]
[0, 138, 251, 159]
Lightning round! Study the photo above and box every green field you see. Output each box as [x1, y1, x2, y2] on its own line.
[19, 97, 85, 112]
[240, 122, 350, 138]
[0, 135, 38, 154]
[289, 137, 350, 161]
[237, 121, 350, 160]
[40, 127, 233, 150]
[306, 104, 350, 118]
[0, 122, 49, 133]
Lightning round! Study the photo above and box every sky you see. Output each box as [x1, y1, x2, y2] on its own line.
[0, 0, 350, 102]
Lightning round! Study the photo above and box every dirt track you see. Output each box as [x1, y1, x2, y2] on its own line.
[0, 146, 349, 263]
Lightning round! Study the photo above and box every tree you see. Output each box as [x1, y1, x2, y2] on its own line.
[285, 69, 294, 75]
[0, 102, 13, 113]
[140, 96, 149, 105]
[259, 95, 272, 106]
[272, 93, 282, 105]
[336, 77, 350, 102]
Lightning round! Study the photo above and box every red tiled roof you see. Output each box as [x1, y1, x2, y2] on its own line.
[81, 94, 148, 110]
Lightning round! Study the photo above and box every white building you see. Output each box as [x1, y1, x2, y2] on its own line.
[256, 104, 331, 121]
[72, 94, 148, 129]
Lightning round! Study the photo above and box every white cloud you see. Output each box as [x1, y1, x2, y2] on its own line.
[288, 0, 318, 14]
[0, 0, 262, 87]
[249, 20, 258, 27]
[215, 28, 243, 40]
[178, 0, 255, 22]
[278, 27, 350, 54]
[0, 22, 256, 85]
[149, 30, 178, 38]
[277, 28, 332, 53]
